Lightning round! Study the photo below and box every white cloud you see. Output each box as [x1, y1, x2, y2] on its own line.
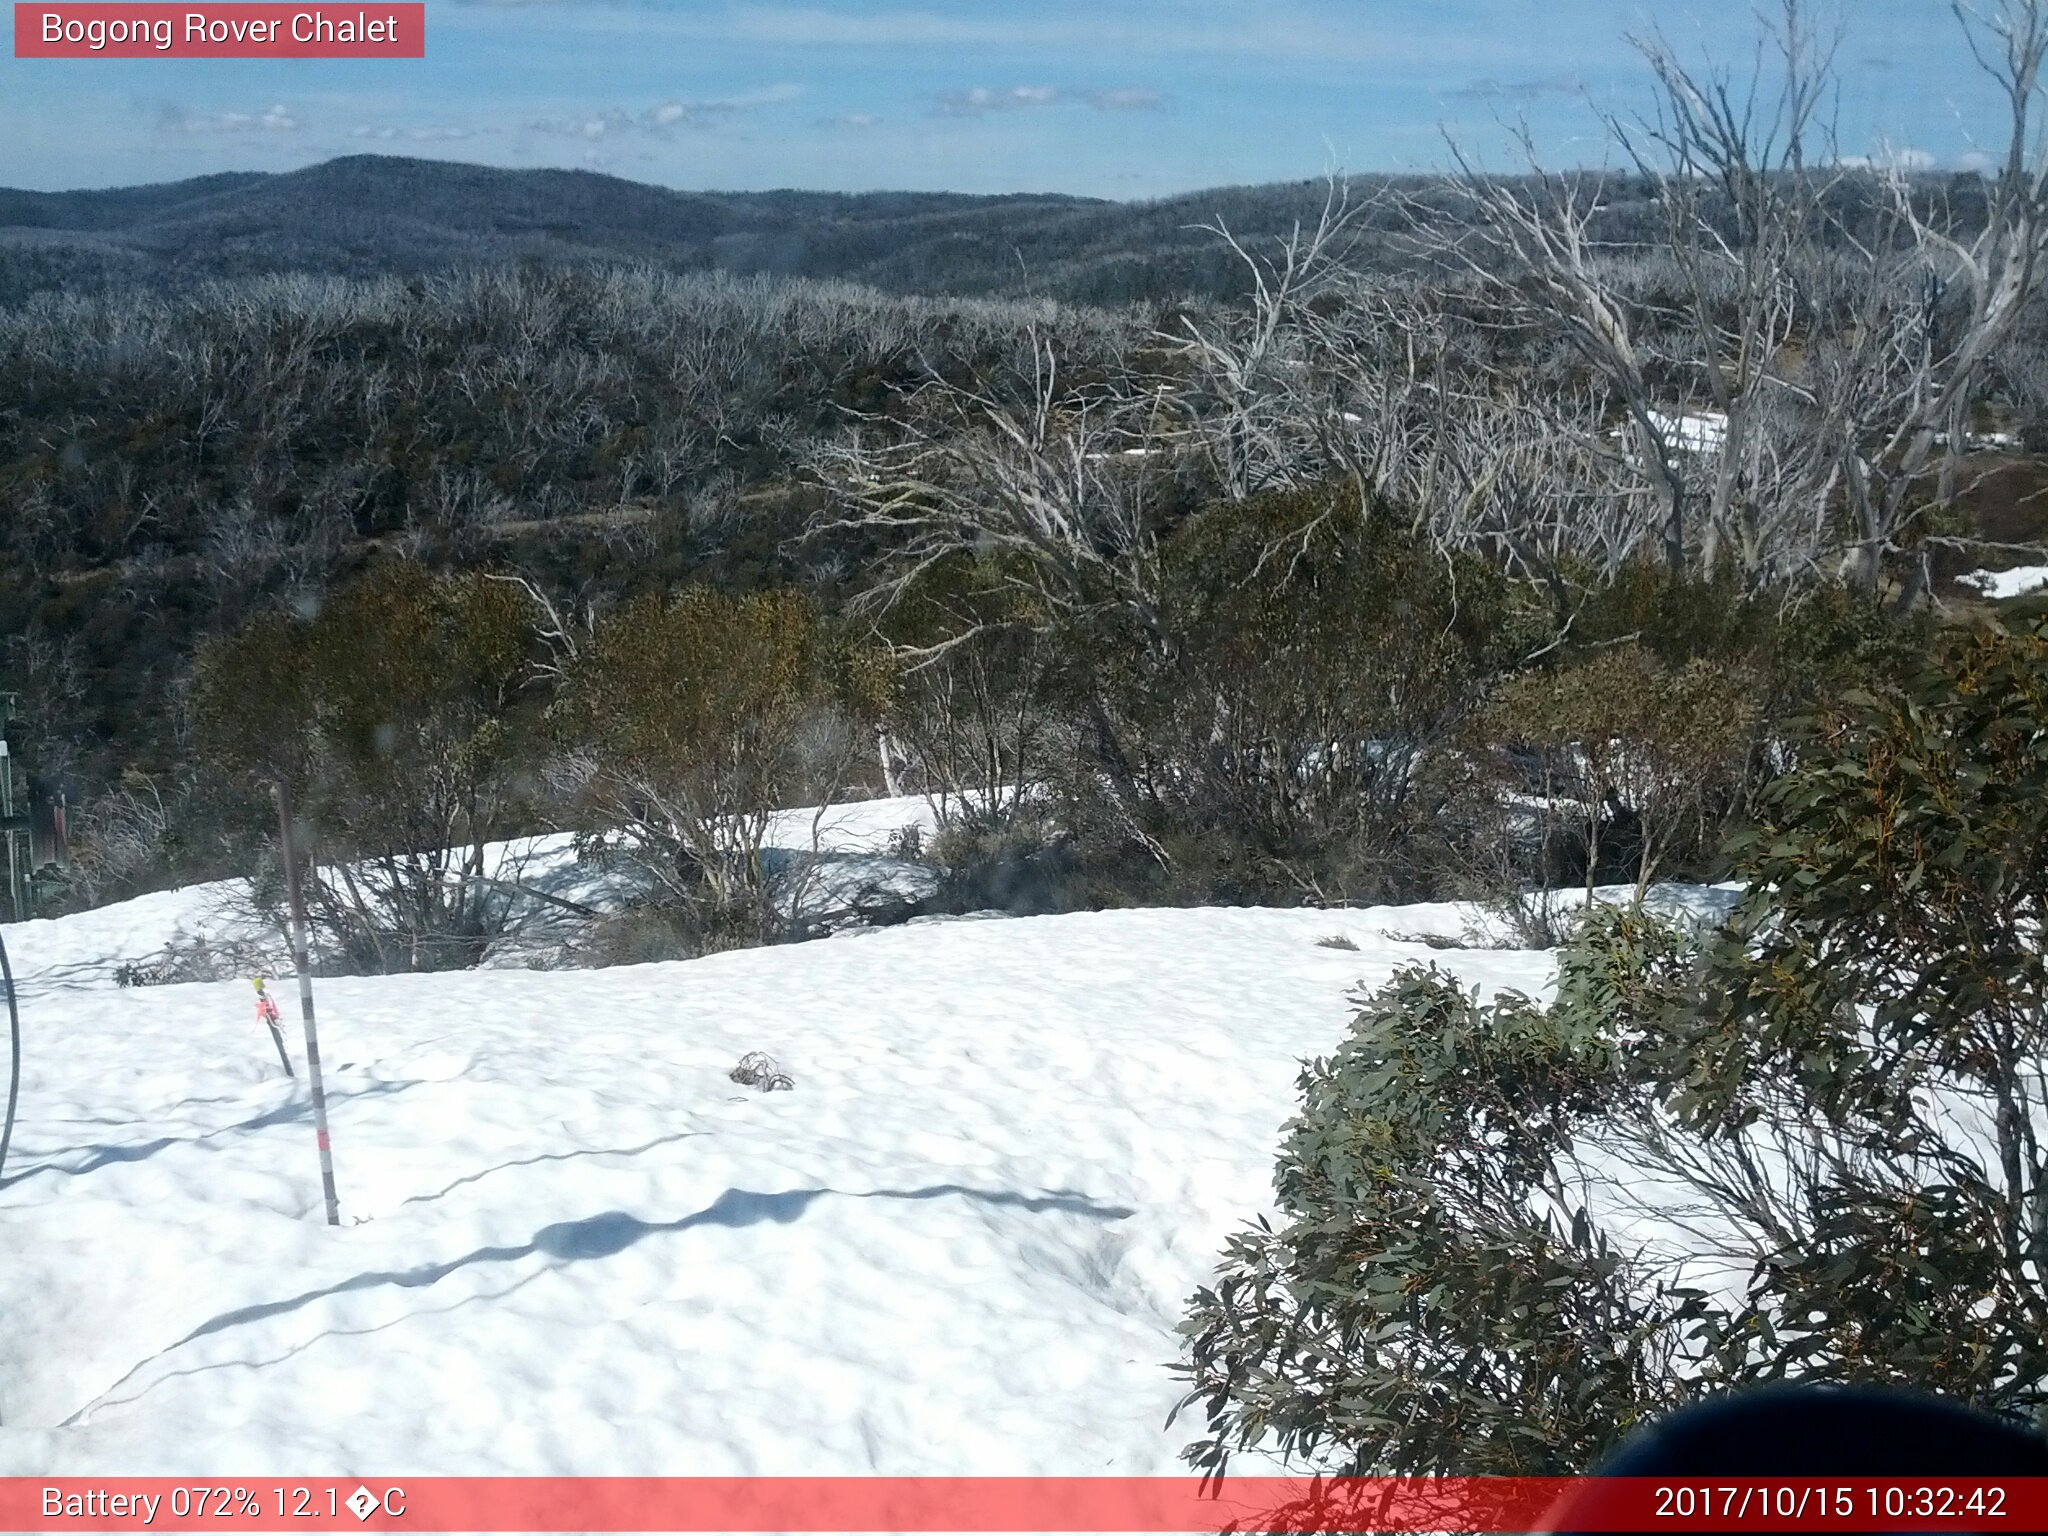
[157, 102, 299, 134]
[351, 124, 480, 141]
[934, 84, 1163, 117]
[1838, 144, 1940, 172]
[820, 112, 882, 130]
[529, 84, 804, 138]
[936, 85, 1059, 116]
[1082, 87, 1164, 111]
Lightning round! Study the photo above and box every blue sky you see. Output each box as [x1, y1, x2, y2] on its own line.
[0, 1, 2016, 197]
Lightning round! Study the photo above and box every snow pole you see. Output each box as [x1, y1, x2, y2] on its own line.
[252, 977, 295, 1078]
[274, 779, 340, 1227]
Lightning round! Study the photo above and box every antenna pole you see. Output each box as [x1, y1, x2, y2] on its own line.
[0, 694, 23, 923]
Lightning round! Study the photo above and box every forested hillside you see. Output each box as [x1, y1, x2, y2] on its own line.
[0, 156, 1440, 307]
[5, 17, 2048, 948]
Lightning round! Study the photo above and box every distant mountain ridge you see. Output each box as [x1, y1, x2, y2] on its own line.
[0, 154, 1416, 307]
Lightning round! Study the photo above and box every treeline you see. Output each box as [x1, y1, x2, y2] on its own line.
[4, 226, 2043, 931]
[141, 487, 1920, 972]
[0, 263, 1140, 570]
[0, 153, 2006, 311]
[0, 266, 1146, 804]
[10, 0, 2048, 936]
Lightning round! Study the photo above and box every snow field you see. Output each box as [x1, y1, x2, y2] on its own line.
[0, 795, 1738, 1480]
[1, 880, 1554, 1477]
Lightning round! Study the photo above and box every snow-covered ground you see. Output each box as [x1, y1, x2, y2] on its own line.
[6, 793, 951, 990]
[1958, 563, 2048, 601]
[0, 795, 1729, 1478]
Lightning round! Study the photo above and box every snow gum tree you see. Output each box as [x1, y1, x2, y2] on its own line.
[1078, 482, 1521, 903]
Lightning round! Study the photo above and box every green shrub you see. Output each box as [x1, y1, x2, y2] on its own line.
[1073, 484, 1522, 904]
[923, 808, 1078, 916]
[1176, 618, 2048, 1477]
[189, 560, 538, 972]
[876, 550, 1069, 818]
[1489, 643, 1757, 897]
[1566, 563, 1758, 665]
[1174, 956, 1689, 1477]
[582, 898, 765, 967]
[555, 585, 884, 943]
[1700, 617, 2048, 1400]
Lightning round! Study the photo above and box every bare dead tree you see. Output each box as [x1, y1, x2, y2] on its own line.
[1169, 178, 1381, 503]
[1429, 0, 2048, 597]
[814, 326, 1173, 660]
[1618, 3, 1845, 581]
[1162, 182, 1641, 597]
[1432, 139, 1700, 575]
[1819, 0, 2048, 602]
[483, 571, 598, 688]
[811, 322, 1179, 848]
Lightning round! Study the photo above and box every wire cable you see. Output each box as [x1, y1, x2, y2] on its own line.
[0, 925, 18, 1186]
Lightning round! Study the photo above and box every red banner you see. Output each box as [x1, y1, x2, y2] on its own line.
[5, 1476, 2048, 1532]
[13, 4, 424, 58]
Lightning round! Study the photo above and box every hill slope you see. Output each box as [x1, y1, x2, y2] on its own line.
[0, 155, 1417, 305]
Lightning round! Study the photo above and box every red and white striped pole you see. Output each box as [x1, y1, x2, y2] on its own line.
[274, 779, 341, 1227]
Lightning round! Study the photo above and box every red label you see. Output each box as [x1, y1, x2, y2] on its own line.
[5, 1477, 2048, 1532]
[14, 4, 425, 57]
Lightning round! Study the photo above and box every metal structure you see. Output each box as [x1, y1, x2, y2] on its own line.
[0, 693, 27, 925]
[0, 693, 72, 924]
